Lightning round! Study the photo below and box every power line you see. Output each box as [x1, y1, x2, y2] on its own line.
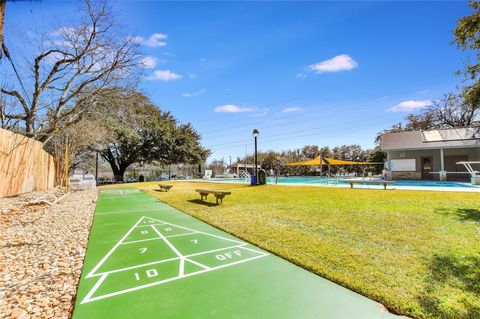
[2, 44, 32, 107]
[199, 102, 350, 137]
[208, 117, 387, 154]
[192, 94, 317, 128]
[201, 103, 382, 141]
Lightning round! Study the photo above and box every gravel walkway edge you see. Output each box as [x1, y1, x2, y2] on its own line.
[0, 188, 98, 319]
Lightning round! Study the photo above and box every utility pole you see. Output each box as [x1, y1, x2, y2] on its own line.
[95, 152, 99, 186]
[245, 144, 248, 176]
[252, 129, 259, 185]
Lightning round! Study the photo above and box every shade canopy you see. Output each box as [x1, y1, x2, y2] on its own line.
[286, 156, 382, 166]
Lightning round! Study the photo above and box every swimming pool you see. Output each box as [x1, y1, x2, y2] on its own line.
[207, 176, 479, 190]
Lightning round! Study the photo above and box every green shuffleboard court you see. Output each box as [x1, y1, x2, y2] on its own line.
[72, 188, 402, 318]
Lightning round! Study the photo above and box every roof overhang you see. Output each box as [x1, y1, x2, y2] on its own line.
[383, 144, 480, 152]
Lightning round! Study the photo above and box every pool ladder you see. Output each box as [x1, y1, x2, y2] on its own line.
[325, 173, 339, 185]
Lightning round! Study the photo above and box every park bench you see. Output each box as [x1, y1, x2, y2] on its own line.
[195, 189, 231, 204]
[158, 184, 173, 192]
[344, 179, 395, 190]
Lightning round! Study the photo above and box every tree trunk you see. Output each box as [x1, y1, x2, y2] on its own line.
[100, 149, 134, 182]
[107, 162, 123, 182]
[0, 1, 6, 45]
[113, 171, 125, 182]
[110, 163, 127, 182]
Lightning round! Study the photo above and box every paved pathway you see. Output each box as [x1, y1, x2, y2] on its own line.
[72, 188, 403, 319]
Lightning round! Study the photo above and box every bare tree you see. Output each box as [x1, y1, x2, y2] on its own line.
[0, 0, 142, 142]
[428, 93, 478, 128]
[45, 111, 112, 186]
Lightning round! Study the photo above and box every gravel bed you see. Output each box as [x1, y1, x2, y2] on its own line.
[0, 188, 98, 319]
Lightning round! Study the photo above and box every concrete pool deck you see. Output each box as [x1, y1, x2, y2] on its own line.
[187, 178, 480, 192]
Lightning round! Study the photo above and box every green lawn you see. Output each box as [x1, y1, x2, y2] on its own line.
[112, 181, 479, 319]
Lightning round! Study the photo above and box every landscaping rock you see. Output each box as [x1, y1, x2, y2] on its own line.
[0, 189, 98, 319]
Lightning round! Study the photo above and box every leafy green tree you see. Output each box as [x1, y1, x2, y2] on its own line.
[377, 2, 480, 141]
[258, 151, 281, 172]
[367, 147, 386, 174]
[377, 92, 479, 145]
[244, 145, 374, 177]
[454, 0, 480, 106]
[91, 90, 208, 181]
[428, 93, 478, 127]
[208, 158, 227, 176]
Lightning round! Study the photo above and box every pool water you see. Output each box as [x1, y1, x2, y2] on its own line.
[386, 180, 475, 188]
[211, 177, 477, 188]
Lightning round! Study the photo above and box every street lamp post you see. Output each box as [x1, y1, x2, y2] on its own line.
[95, 151, 99, 186]
[229, 156, 232, 174]
[252, 129, 259, 185]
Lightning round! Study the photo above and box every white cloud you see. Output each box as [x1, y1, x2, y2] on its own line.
[140, 56, 158, 69]
[144, 33, 168, 47]
[132, 33, 168, 47]
[296, 73, 307, 79]
[214, 104, 255, 113]
[309, 54, 358, 73]
[282, 107, 302, 113]
[388, 100, 433, 112]
[182, 89, 206, 97]
[146, 70, 182, 81]
[128, 35, 145, 45]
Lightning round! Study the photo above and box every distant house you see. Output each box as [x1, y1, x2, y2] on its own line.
[229, 163, 261, 177]
[380, 126, 480, 181]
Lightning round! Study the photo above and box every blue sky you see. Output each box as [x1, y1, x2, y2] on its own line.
[4, 1, 472, 161]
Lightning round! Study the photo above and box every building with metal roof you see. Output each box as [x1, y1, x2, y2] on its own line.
[380, 127, 480, 180]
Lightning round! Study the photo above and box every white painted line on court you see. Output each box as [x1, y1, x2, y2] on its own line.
[239, 245, 269, 256]
[185, 257, 210, 270]
[95, 209, 159, 215]
[120, 237, 163, 245]
[185, 244, 247, 258]
[80, 273, 108, 304]
[91, 257, 181, 277]
[164, 232, 199, 238]
[82, 216, 269, 303]
[82, 254, 268, 303]
[151, 225, 184, 258]
[146, 217, 245, 245]
[101, 189, 140, 196]
[86, 217, 149, 278]
[92, 258, 179, 277]
[136, 223, 165, 228]
[179, 258, 185, 276]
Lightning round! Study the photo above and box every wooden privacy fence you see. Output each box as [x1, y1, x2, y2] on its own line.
[0, 128, 56, 197]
